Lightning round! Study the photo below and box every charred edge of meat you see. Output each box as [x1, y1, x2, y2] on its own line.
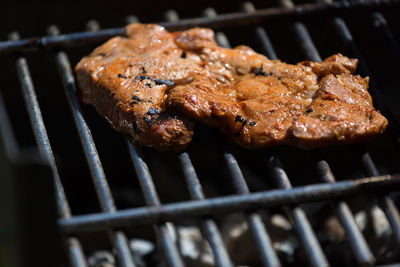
[147, 107, 161, 116]
[211, 113, 221, 119]
[154, 79, 175, 86]
[141, 66, 147, 74]
[235, 115, 245, 123]
[160, 112, 171, 120]
[235, 115, 248, 126]
[180, 51, 187, 58]
[305, 108, 313, 114]
[135, 75, 151, 81]
[135, 75, 174, 87]
[118, 73, 127, 79]
[254, 66, 267, 76]
[235, 115, 243, 122]
[151, 112, 173, 125]
[143, 117, 152, 127]
[249, 121, 257, 126]
[253, 66, 275, 77]
[132, 121, 139, 133]
[145, 83, 152, 88]
[157, 112, 178, 120]
[132, 95, 144, 102]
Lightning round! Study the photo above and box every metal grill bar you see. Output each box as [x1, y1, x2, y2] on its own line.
[65, 238, 88, 267]
[0, 0, 398, 55]
[164, 10, 234, 266]
[8, 31, 87, 267]
[243, 2, 330, 265]
[201, 8, 282, 266]
[279, 0, 320, 62]
[331, 15, 400, 135]
[48, 25, 136, 267]
[59, 175, 399, 234]
[202, 8, 232, 48]
[268, 157, 329, 267]
[242, 2, 278, 60]
[0, 91, 19, 158]
[179, 152, 233, 267]
[371, 12, 400, 64]
[362, 153, 400, 246]
[10, 31, 70, 219]
[318, 160, 375, 266]
[91, 14, 184, 267]
[224, 151, 282, 267]
[123, 14, 185, 267]
[263, 0, 400, 262]
[127, 142, 185, 267]
[378, 197, 400, 252]
[127, 144, 163, 207]
[321, 4, 400, 247]
[0, 2, 397, 266]
[273, 1, 377, 264]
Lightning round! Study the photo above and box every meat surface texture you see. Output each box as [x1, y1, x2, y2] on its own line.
[75, 23, 388, 150]
[75, 24, 196, 150]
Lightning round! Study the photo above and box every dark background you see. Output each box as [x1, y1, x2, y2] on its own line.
[0, 0, 274, 39]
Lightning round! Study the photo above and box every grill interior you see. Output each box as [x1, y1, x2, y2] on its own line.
[1, 0, 400, 266]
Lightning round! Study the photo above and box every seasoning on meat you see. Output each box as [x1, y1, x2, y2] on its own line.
[253, 66, 268, 76]
[147, 107, 161, 116]
[164, 27, 388, 148]
[135, 75, 151, 82]
[75, 23, 388, 151]
[75, 23, 195, 151]
[154, 79, 175, 86]
[132, 95, 143, 102]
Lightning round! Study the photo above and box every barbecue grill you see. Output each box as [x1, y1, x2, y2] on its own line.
[1, 0, 400, 266]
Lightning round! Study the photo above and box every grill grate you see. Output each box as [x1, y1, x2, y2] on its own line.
[5, 31, 88, 267]
[1, 0, 400, 266]
[49, 25, 136, 267]
[166, 10, 234, 267]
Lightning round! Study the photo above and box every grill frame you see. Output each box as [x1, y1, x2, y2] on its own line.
[0, 1, 400, 266]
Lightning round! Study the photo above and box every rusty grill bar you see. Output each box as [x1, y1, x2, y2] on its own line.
[0, 0, 400, 266]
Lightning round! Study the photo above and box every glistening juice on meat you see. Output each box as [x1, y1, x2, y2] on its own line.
[75, 23, 388, 151]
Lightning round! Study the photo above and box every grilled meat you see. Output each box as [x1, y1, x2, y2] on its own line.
[166, 27, 387, 148]
[291, 74, 387, 147]
[75, 23, 388, 150]
[75, 24, 195, 150]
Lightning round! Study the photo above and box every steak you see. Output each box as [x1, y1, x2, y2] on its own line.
[75, 23, 388, 150]
[166, 27, 387, 148]
[75, 24, 196, 150]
